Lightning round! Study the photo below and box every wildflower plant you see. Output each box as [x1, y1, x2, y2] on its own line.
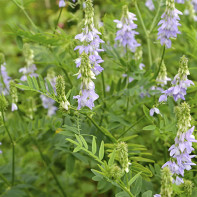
[1, 0, 197, 197]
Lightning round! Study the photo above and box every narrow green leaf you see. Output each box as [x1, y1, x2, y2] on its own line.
[38, 75, 46, 92]
[46, 79, 55, 95]
[16, 36, 23, 49]
[99, 141, 104, 160]
[143, 125, 156, 130]
[132, 175, 142, 195]
[32, 76, 39, 90]
[15, 84, 33, 91]
[79, 135, 88, 149]
[27, 76, 34, 88]
[108, 149, 115, 166]
[128, 172, 142, 186]
[66, 138, 79, 146]
[73, 146, 81, 153]
[92, 136, 97, 154]
[75, 135, 83, 146]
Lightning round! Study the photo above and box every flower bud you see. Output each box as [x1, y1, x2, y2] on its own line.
[10, 81, 18, 111]
[175, 102, 191, 134]
[115, 142, 131, 173]
[56, 75, 70, 110]
[109, 165, 124, 180]
[0, 94, 8, 111]
[183, 180, 193, 196]
[160, 167, 173, 197]
[178, 55, 189, 80]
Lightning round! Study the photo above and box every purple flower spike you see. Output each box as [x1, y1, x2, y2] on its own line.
[157, 0, 182, 48]
[114, 5, 140, 53]
[162, 126, 197, 185]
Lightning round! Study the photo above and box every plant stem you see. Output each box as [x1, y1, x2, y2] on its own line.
[1, 110, 15, 186]
[118, 115, 145, 138]
[156, 46, 166, 78]
[117, 182, 134, 197]
[101, 72, 106, 98]
[11, 0, 37, 29]
[149, 0, 162, 33]
[135, 1, 152, 67]
[54, 8, 63, 34]
[29, 134, 67, 197]
[0, 173, 10, 186]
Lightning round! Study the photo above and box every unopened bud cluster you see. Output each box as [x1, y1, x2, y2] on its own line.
[56, 75, 70, 110]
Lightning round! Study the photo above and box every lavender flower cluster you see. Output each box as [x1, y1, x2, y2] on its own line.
[159, 56, 194, 103]
[74, 0, 104, 109]
[158, 0, 182, 48]
[163, 126, 197, 185]
[114, 5, 140, 53]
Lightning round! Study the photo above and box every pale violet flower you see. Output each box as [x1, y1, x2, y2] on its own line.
[11, 103, 18, 111]
[59, 0, 66, 7]
[145, 0, 155, 11]
[150, 107, 160, 116]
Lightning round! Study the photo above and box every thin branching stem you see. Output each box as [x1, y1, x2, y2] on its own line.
[1, 110, 15, 186]
[135, 1, 152, 67]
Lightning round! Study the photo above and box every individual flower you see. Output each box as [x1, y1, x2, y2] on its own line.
[139, 63, 145, 70]
[19, 44, 38, 81]
[145, 0, 155, 11]
[158, 0, 182, 48]
[114, 5, 140, 53]
[150, 107, 161, 116]
[176, 0, 185, 3]
[159, 56, 194, 102]
[74, 0, 104, 76]
[73, 53, 98, 110]
[59, 0, 66, 7]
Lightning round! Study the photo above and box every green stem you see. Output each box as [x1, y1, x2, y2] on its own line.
[135, 1, 152, 67]
[11, 0, 37, 28]
[1, 110, 15, 186]
[0, 173, 10, 186]
[101, 72, 106, 98]
[118, 115, 145, 138]
[149, 0, 162, 33]
[29, 134, 67, 197]
[61, 66, 73, 87]
[156, 46, 166, 78]
[54, 7, 63, 34]
[117, 182, 134, 197]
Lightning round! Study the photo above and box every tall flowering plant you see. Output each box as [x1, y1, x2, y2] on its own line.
[74, 0, 104, 109]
